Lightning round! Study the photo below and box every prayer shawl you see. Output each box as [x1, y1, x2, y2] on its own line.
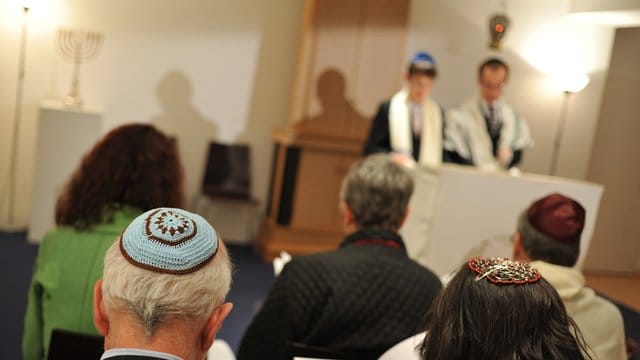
[445, 96, 532, 169]
[389, 89, 442, 167]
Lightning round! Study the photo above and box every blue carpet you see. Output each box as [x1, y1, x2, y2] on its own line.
[218, 244, 275, 352]
[0, 231, 39, 360]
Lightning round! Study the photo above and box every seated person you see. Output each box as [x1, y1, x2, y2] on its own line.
[93, 207, 233, 360]
[22, 124, 184, 360]
[237, 154, 442, 359]
[382, 257, 590, 360]
[513, 193, 627, 359]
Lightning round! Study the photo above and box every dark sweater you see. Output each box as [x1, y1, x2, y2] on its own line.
[237, 229, 442, 360]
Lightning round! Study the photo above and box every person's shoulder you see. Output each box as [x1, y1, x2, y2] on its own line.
[407, 260, 442, 285]
[39, 226, 81, 249]
[379, 332, 425, 360]
[591, 293, 625, 321]
[378, 100, 392, 111]
[285, 250, 341, 270]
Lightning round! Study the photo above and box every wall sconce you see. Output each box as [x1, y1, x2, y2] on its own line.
[489, 13, 510, 49]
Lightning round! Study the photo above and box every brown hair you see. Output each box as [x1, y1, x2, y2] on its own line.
[55, 123, 184, 229]
[419, 263, 592, 360]
[478, 57, 509, 80]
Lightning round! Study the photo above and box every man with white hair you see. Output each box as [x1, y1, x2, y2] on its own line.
[238, 154, 442, 359]
[92, 208, 233, 360]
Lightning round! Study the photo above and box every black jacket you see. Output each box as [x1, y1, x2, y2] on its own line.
[237, 229, 442, 360]
[363, 100, 470, 165]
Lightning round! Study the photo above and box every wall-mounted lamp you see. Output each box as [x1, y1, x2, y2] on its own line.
[489, 13, 510, 49]
[549, 73, 590, 175]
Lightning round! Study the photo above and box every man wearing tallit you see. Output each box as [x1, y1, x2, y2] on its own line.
[364, 52, 460, 167]
[445, 58, 533, 170]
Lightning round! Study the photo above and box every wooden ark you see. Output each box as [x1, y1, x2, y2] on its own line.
[257, 0, 410, 260]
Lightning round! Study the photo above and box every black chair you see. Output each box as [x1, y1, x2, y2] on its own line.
[201, 142, 251, 200]
[48, 328, 104, 360]
[287, 341, 380, 360]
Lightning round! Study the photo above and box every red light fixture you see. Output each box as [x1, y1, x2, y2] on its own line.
[489, 14, 510, 49]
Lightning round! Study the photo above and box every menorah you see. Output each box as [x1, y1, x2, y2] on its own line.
[57, 29, 103, 107]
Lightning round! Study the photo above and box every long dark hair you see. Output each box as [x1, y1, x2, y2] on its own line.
[55, 123, 184, 229]
[419, 263, 592, 360]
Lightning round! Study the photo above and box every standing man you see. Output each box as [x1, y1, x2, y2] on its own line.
[364, 52, 456, 167]
[446, 58, 532, 169]
[512, 193, 627, 360]
[237, 155, 442, 359]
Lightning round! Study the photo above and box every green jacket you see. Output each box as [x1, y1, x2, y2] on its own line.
[22, 208, 140, 360]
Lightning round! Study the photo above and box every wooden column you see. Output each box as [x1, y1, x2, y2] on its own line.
[258, 0, 410, 260]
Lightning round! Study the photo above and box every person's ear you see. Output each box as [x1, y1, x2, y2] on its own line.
[512, 232, 524, 260]
[342, 202, 355, 227]
[200, 302, 233, 351]
[399, 207, 410, 228]
[93, 279, 109, 336]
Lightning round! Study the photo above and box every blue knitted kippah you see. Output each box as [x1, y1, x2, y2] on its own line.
[119, 208, 218, 274]
[411, 51, 436, 69]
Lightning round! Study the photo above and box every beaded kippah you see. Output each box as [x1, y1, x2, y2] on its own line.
[119, 208, 218, 275]
[468, 257, 541, 285]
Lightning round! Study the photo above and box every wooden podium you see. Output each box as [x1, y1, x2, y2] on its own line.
[257, 0, 410, 259]
[258, 129, 361, 258]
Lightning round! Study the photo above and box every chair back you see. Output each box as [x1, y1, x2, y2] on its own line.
[288, 341, 379, 360]
[48, 328, 104, 360]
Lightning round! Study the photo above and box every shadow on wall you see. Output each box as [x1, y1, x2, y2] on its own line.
[295, 68, 368, 139]
[150, 70, 218, 208]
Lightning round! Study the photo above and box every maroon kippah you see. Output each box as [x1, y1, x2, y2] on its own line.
[527, 193, 586, 244]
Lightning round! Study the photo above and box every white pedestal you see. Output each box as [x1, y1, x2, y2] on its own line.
[27, 100, 102, 243]
[401, 164, 604, 277]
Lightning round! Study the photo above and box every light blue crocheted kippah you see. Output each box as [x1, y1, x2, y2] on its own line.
[119, 208, 218, 274]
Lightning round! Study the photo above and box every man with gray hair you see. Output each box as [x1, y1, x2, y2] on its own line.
[238, 154, 442, 360]
[93, 208, 233, 360]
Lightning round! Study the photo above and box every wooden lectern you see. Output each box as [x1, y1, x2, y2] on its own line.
[258, 0, 410, 259]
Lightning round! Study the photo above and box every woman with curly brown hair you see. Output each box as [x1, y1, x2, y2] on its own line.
[22, 123, 184, 360]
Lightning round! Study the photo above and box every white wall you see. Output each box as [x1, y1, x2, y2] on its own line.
[0, 0, 622, 228]
[0, 0, 303, 227]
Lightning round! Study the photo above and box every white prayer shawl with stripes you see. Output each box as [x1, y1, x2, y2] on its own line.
[445, 96, 532, 169]
[389, 89, 442, 167]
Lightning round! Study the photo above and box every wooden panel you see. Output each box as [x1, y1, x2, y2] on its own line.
[290, 148, 358, 229]
[258, 0, 410, 259]
[584, 27, 640, 273]
[291, 0, 409, 140]
[352, 0, 409, 123]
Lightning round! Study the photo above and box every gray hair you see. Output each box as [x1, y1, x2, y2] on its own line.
[101, 239, 232, 337]
[340, 154, 414, 231]
[517, 211, 580, 267]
